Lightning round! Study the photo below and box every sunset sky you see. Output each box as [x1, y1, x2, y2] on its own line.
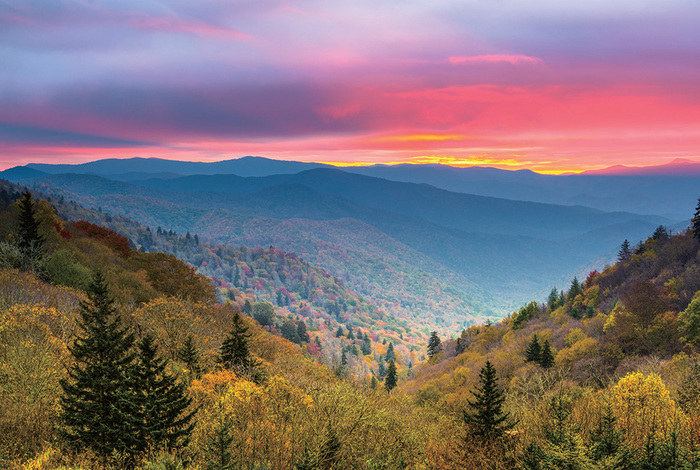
[1, 0, 700, 173]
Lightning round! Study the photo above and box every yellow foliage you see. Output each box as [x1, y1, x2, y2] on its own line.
[133, 297, 213, 360]
[555, 337, 598, 369]
[564, 327, 587, 347]
[611, 372, 686, 449]
[0, 304, 69, 459]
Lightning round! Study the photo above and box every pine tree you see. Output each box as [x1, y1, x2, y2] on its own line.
[130, 335, 196, 455]
[385, 360, 398, 392]
[547, 287, 559, 310]
[59, 271, 138, 461]
[427, 331, 442, 358]
[568, 277, 582, 301]
[525, 334, 541, 363]
[463, 361, 515, 441]
[178, 334, 202, 379]
[618, 239, 631, 261]
[539, 340, 554, 369]
[242, 299, 252, 315]
[205, 409, 236, 470]
[297, 320, 310, 343]
[589, 405, 627, 467]
[361, 335, 372, 355]
[335, 326, 344, 337]
[16, 191, 44, 259]
[385, 342, 396, 362]
[693, 197, 700, 241]
[219, 311, 254, 371]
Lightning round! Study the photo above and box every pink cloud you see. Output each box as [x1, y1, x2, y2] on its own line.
[128, 16, 249, 40]
[449, 54, 543, 65]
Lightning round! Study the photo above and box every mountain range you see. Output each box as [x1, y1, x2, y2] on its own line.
[2, 156, 692, 326]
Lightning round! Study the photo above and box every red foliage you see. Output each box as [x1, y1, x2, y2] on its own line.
[72, 220, 131, 258]
[53, 222, 71, 240]
[585, 270, 600, 287]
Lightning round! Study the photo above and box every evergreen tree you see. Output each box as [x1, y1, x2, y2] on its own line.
[385, 360, 398, 392]
[618, 239, 631, 261]
[335, 326, 344, 337]
[347, 327, 355, 340]
[427, 331, 442, 358]
[369, 376, 378, 390]
[242, 300, 252, 315]
[129, 335, 195, 455]
[463, 361, 515, 441]
[361, 335, 372, 355]
[385, 342, 396, 362]
[568, 277, 582, 301]
[652, 225, 669, 241]
[59, 271, 138, 461]
[16, 191, 44, 259]
[525, 334, 541, 363]
[178, 334, 202, 379]
[539, 340, 554, 369]
[547, 287, 559, 309]
[204, 409, 236, 470]
[693, 197, 700, 241]
[377, 357, 387, 379]
[589, 405, 627, 467]
[219, 311, 254, 371]
[297, 320, 310, 343]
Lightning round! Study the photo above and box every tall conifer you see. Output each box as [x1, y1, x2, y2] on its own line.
[17, 191, 44, 257]
[129, 335, 196, 455]
[692, 197, 700, 241]
[59, 271, 137, 461]
[463, 361, 516, 441]
[385, 361, 398, 392]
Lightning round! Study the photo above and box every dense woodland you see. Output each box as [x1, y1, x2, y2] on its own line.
[4, 182, 700, 469]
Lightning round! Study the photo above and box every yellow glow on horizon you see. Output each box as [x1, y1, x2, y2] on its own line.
[372, 134, 467, 143]
[314, 154, 589, 175]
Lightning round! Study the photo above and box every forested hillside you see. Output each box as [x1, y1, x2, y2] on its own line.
[5, 181, 700, 469]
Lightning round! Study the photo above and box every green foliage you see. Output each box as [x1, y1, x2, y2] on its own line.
[463, 361, 515, 442]
[539, 340, 554, 369]
[44, 249, 92, 290]
[513, 301, 540, 329]
[17, 191, 44, 259]
[525, 334, 541, 363]
[522, 394, 595, 470]
[219, 312, 255, 371]
[385, 361, 397, 392]
[58, 271, 138, 462]
[252, 302, 274, 327]
[679, 293, 700, 346]
[178, 335, 203, 380]
[618, 239, 631, 262]
[130, 334, 196, 455]
[588, 405, 627, 469]
[692, 196, 700, 241]
[427, 331, 441, 358]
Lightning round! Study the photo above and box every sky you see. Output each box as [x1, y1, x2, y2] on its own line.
[1, 0, 700, 173]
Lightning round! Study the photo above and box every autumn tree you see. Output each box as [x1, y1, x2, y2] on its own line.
[427, 331, 442, 358]
[58, 271, 138, 462]
[679, 292, 700, 346]
[385, 361, 398, 392]
[463, 361, 515, 441]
